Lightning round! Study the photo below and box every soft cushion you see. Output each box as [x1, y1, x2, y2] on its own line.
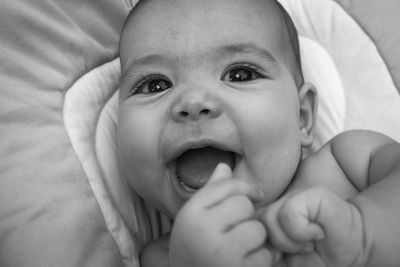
[280, 0, 400, 140]
[335, 0, 400, 93]
[0, 0, 131, 266]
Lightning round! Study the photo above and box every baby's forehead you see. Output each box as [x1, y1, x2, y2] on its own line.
[120, 0, 298, 77]
[122, 0, 287, 49]
[123, 0, 285, 33]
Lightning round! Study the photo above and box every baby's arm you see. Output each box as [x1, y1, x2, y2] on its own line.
[170, 163, 274, 267]
[141, 163, 274, 267]
[262, 186, 364, 267]
[343, 131, 400, 266]
[262, 130, 400, 267]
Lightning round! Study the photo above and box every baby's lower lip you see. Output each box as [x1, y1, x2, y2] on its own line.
[168, 162, 193, 200]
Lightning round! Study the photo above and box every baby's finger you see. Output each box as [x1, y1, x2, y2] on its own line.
[286, 251, 325, 267]
[260, 201, 309, 253]
[244, 247, 274, 267]
[278, 191, 325, 244]
[286, 186, 363, 258]
[209, 195, 256, 230]
[206, 162, 233, 183]
[227, 220, 267, 252]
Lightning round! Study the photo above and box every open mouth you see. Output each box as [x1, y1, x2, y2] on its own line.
[174, 146, 239, 192]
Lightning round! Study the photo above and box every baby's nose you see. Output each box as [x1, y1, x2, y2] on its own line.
[171, 90, 222, 122]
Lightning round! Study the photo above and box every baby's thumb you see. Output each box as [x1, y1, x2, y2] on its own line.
[207, 162, 233, 184]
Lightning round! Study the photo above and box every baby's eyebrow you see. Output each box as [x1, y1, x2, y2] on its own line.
[122, 42, 278, 78]
[215, 43, 278, 64]
[121, 54, 174, 82]
[125, 54, 169, 71]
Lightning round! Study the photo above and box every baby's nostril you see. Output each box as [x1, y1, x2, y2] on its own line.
[200, 109, 210, 116]
[180, 111, 189, 117]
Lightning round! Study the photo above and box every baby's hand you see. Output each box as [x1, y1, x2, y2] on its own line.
[260, 187, 367, 267]
[169, 163, 275, 267]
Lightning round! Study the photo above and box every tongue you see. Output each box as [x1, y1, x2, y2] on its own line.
[176, 147, 235, 189]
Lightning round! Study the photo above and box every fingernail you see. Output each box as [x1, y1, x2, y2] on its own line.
[215, 162, 232, 175]
[210, 163, 232, 181]
[272, 251, 282, 264]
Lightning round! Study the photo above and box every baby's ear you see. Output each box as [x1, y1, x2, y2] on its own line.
[299, 82, 318, 147]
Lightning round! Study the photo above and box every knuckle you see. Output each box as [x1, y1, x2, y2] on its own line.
[234, 195, 254, 212]
[233, 178, 256, 192]
[177, 200, 208, 223]
[230, 178, 248, 190]
[244, 220, 267, 241]
[258, 248, 273, 264]
[278, 203, 295, 223]
[179, 202, 199, 218]
[244, 248, 272, 267]
[251, 220, 267, 237]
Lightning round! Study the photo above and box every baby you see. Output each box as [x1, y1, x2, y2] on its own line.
[117, 0, 400, 266]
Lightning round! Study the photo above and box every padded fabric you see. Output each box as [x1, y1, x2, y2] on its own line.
[335, 0, 400, 93]
[1, 0, 400, 267]
[280, 0, 400, 141]
[0, 0, 131, 266]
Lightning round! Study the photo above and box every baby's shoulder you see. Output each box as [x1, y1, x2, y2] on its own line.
[296, 130, 396, 193]
[328, 130, 394, 154]
[323, 130, 395, 180]
[293, 147, 358, 198]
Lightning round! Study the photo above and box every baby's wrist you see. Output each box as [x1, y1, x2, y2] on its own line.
[346, 200, 372, 267]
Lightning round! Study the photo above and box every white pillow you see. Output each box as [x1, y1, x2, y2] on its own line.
[279, 0, 400, 140]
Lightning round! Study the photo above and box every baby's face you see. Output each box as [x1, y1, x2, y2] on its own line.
[118, 0, 315, 218]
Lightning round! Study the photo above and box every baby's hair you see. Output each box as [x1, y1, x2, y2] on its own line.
[274, 0, 304, 87]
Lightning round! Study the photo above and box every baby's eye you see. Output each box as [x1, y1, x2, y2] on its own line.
[222, 64, 264, 83]
[134, 76, 172, 95]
